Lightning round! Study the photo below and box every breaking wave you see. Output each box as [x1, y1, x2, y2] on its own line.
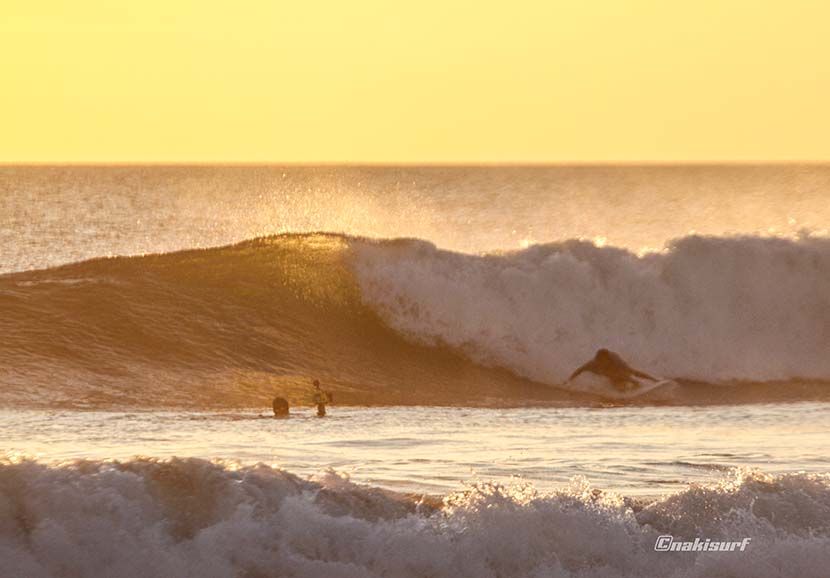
[354, 233, 830, 384]
[1, 233, 829, 408]
[1, 456, 829, 578]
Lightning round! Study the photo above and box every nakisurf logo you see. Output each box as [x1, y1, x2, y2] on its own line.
[654, 535, 751, 552]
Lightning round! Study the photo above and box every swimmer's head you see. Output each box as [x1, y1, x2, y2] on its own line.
[596, 348, 611, 361]
[313, 379, 320, 388]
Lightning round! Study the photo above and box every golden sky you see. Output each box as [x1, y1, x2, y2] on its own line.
[2, 1, 829, 162]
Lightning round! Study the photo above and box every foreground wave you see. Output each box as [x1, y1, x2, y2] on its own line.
[1, 233, 829, 408]
[1, 456, 828, 578]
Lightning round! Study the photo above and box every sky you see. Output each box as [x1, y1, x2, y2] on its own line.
[2, 1, 829, 163]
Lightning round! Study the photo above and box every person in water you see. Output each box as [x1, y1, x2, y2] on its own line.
[312, 379, 332, 417]
[567, 348, 657, 391]
[272, 396, 289, 418]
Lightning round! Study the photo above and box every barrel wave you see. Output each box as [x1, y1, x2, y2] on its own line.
[1, 233, 829, 408]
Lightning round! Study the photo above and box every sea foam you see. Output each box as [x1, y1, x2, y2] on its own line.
[1, 457, 828, 578]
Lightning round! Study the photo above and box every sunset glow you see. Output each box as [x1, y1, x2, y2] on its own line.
[3, 0, 829, 162]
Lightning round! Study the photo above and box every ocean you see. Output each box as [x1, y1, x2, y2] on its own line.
[1, 165, 829, 577]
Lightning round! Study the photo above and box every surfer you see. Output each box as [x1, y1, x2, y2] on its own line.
[312, 379, 332, 417]
[567, 348, 657, 392]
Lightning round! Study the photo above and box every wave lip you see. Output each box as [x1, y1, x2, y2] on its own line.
[1, 457, 829, 578]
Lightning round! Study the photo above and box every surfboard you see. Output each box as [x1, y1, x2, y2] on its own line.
[613, 378, 677, 399]
[567, 373, 678, 400]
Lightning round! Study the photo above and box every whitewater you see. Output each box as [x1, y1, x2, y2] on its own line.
[353, 233, 830, 385]
[3, 456, 830, 578]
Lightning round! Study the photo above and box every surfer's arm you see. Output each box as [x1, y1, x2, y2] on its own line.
[567, 362, 592, 382]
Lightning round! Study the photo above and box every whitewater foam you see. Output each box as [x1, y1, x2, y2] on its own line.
[1, 457, 828, 578]
[353, 233, 830, 385]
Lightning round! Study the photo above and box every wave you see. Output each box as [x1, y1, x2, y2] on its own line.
[1, 456, 829, 578]
[1, 233, 829, 408]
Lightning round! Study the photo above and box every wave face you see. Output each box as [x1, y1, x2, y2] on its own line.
[1, 457, 829, 578]
[1, 233, 829, 408]
[0, 234, 543, 409]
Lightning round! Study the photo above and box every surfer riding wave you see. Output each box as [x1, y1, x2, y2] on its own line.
[567, 349, 657, 392]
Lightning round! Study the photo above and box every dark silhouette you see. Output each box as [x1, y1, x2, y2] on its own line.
[312, 379, 333, 417]
[568, 348, 657, 392]
[272, 396, 289, 417]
